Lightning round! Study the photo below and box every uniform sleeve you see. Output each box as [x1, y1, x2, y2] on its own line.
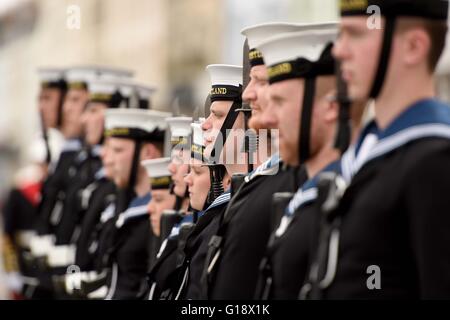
[405, 140, 450, 299]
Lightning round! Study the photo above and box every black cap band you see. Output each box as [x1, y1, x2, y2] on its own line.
[150, 176, 172, 189]
[171, 136, 190, 148]
[267, 43, 336, 84]
[68, 81, 88, 90]
[210, 85, 242, 103]
[90, 91, 123, 109]
[41, 79, 67, 91]
[191, 143, 206, 162]
[340, 0, 448, 20]
[104, 127, 165, 142]
[249, 48, 265, 67]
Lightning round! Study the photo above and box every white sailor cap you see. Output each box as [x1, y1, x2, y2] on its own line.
[257, 28, 338, 83]
[88, 78, 158, 109]
[206, 64, 242, 87]
[65, 66, 133, 90]
[104, 108, 169, 141]
[167, 117, 193, 138]
[37, 67, 66, 85]
[241, 22, 338, 67]
[141, 157, 172, 189]
[241, 22, 338, 49]
[88, 78, 119, 104]
[117, 80, 157, 109]
[166, 116, 193, 148]
[206, 64, 243, 102]
[119, 81, 156, 99]
[190, 121, 206, 161]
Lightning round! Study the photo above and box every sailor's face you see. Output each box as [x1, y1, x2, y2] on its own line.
[100, 137, 114, 179]
[202, 100, 245, 162]
[269, 78, 303, 166]
[202, 100, 232, 152]
[184, 161, 210, 211]
[243, 65, 271, 130]
[38, 88, 62, 129]
[333, 17, 383, 102]
[109, 137, 135, 188]
[81, 102, 106, 146]
[62, 88, 89, 138]
[168, 149, 190, 197]
[147, 189, 176, 236]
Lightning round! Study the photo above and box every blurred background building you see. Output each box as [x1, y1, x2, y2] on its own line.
[0, 0, 449, 298]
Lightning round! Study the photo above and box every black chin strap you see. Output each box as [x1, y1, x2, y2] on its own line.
[56, 87, 67, 129]
[40, 113, 51, 165]
[210, 98, 242, 163]
[334, 63, 352, 154]
[174, 195, 183, 211]
[97, 123, 105, 145]
[298, 78, 315, 164]
[126, 140, 142, 205]
[369, 17, 396, 99]
[205, 99, 240, 207]
[297, 43, 336, 165]
[205, 165, 225, 210]
[244, 112, 254, 173]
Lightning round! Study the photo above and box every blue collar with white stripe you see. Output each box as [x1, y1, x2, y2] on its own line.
[100, 203, 116, 223]
[61, 138, 83, 153]
[275, 161, 341, 238]
[245, 153, 281, 182]
[168, 214, 195, 239]
[91, 144, 102, 157]
[342, 98, 450, 182]
[203, 190, 231, 213]
[285, 160, 341, 218]
[116, 193, 151, 228]
[94, 167, 106, 180]
[378, 99, 450, 139]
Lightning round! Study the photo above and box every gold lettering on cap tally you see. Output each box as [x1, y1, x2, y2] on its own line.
[249, 49, 263, 61]
[150, 176, 172, 188]
[210, 87, 228, 95]
[104, 127, 130, 137]
[267, 62, 293, 79]
[340, 0, 368, 11]
[90, 93, 112, 102]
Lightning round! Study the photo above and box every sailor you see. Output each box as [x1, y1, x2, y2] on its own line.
[144, 116, 195, 300]
[1, 68, 67, 299]
[144, 157, 177, 240]
[2, 137, 49, 299]
[36, 67, 67, 166]
[204, 23, 305, 300]
[175, 120, 231, 300]
[252, 25, 340, 299]
[28, 66, 104, 299]
[175, 64, 249, 300]
[167, 116, 193, 213]
[56, 76, 142, 298]
[97, 107, 169, 300]
[142, 156, 187, 299]
[305, 0, 450, 299]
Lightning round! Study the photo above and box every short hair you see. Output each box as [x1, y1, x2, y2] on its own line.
[397, 18, 448, 72]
